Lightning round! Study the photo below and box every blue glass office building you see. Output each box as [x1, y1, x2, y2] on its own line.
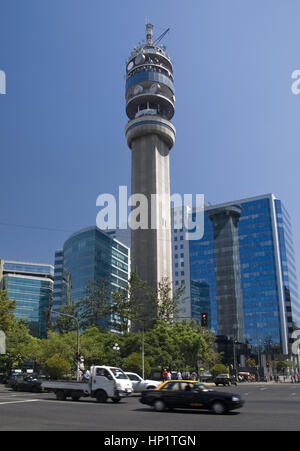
[0, 260, 54, 338]
[53, 227, 130, 316]
[189, 194, 300, 356]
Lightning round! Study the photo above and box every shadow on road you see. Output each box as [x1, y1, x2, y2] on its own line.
[133, 407, 241, 416]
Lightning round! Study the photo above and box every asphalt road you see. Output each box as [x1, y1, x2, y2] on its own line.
[0, 383, 300, 432]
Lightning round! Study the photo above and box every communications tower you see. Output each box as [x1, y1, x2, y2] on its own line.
[125, 24, 175, 296]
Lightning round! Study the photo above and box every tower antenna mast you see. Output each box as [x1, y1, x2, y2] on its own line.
[153, 28, 170, 46]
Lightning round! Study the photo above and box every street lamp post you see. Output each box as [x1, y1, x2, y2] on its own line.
[113, 343, 120, 366]
[51, 309, 80, 381]
[233, 339, 237, 375]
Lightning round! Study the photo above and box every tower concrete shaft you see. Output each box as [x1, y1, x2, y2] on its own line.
[125, 25, 175, 297]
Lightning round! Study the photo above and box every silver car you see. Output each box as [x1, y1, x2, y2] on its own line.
[125, 372, 161, 392]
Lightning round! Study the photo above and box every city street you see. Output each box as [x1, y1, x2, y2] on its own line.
[0, 383, 299, 431]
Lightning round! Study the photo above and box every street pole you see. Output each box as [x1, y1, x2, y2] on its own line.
[233, 339, 237, 376]
[142, 325, 145, 380]
[51, 309, 80, 381]
[113, 343, 120, 366]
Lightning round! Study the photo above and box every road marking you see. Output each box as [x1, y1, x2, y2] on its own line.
[0, 399, 39, 406]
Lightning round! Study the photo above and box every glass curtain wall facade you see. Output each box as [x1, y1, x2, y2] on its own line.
[189, 194, 300, 356]
[0, 260, 54, 338]
[275, 200, 300, 349]
[171, 206, 192, 320]
[53, 227, 130, 322]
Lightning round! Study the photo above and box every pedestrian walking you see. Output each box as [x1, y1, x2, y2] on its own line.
[191, 371, 198, 381]
[162, 369, 168, 381]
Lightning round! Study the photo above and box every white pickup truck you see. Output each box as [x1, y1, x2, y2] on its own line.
[42, 365, 133, 403]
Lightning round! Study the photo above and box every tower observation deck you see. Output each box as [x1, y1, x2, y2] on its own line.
[125, 24, 175, 312]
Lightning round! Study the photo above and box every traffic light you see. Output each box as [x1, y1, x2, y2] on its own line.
[75, 351, 81, 361]
[201, 312, 208, 327]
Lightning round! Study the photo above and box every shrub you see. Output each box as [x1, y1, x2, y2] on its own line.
[44, 354, 71, 379]
[210, 363, 228, 378]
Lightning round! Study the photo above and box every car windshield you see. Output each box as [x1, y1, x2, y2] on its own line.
[192, 383, 210, 390]
[161, 382, 211, 391]
[110, 368, 128, 379]
[128, 374, 141, 381]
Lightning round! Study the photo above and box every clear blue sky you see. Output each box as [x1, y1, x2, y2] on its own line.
[0, 0, 300, 280]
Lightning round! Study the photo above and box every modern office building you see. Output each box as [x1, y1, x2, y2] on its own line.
[124, 24, 175, 305]
[105, 228, 131, 249]
[187, 194, 300, 356]
[171, 206, 192, 320]
[53, 227, 130, 319]
[0, 260, 54, 338]
[208, 204, 244, 344]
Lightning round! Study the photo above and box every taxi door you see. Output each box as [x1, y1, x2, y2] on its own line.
[159, 381, 185, 408]
[179, 382, 206, 409]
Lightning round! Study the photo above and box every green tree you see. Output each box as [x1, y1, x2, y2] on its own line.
[52, 303, 80, 335]
[0, 320, 41, 372]
[37, 331, 76, 371]
[77, 274, 186, 333]
[110, 271, 154, 332]
[44, 354, 71, 379]
[79, 327, 106, 367]
[140, 320, 218, 372]
[172, 321, 208, 370]
[156, 278, 185, 324]
[79, 280, 114, 330]
[210, 363, 228, 378]
[274, 359, 293, 374]
[122, 352, 151, 377]
[246, 358, 257, 368]
[0, 290, 16, 333]
[143, 321, 174, 369]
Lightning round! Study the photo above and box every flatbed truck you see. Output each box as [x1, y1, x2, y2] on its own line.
[42, 365, 132, 403]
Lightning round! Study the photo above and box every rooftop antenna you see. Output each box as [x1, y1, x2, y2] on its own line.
[146, 23, 153, 45]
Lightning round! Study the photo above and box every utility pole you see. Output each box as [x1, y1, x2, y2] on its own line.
[51, 310, 80, 381]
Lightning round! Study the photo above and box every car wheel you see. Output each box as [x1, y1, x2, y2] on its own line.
[112, 397, 121, 403]
[211, 401, 227, 415]
[56, 390, 66, 401]
[154, 399, 166, 412]
[96, 390, 108, 403]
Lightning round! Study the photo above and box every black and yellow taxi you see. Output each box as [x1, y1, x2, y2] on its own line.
[139, 380, 244, 414]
